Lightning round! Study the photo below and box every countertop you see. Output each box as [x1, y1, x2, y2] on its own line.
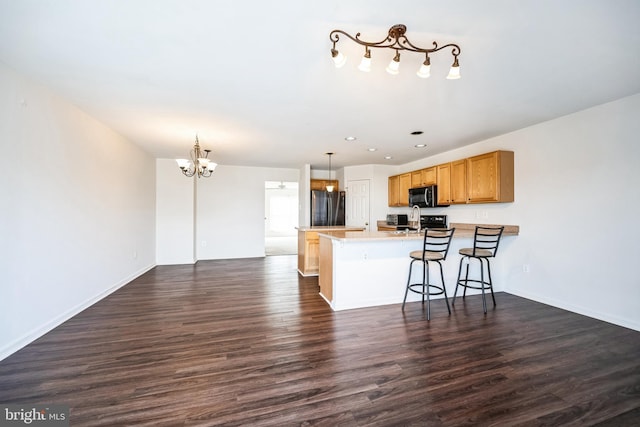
[297, 226, 366, 232]
[318, 223, 519, 242]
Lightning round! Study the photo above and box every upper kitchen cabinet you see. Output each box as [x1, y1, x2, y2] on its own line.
[388, 175, 399, 206]
[422, 167, 437, 186]
[411, 166, 437, 188]
[411, 170, 422, 188]
[398, 173, 411, 206]
[311, 179, 339, 192]
[388, 173, 411, 206]
[436, 160, 466, 205]
[451, 160, 467, 203]
[389, 149, 514, 206]
[436, 163, 451, 205]
[466, 150, 514, 203]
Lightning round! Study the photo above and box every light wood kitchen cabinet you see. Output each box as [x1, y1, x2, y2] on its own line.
[298, 231, 320, 275]
[311, 179, 339, 192]
[422, 166, 437, 186]
[411, 170, 422, 188]
[398, 173, 411, 206]
[390, 149, 514, 206]
[318, 236, 333, 303]
[436, 163, 451, 205]
[388, 173, 411, 206]
[298, 227, 366, 276]
[411, 166, 437, 188]
[466, 150, 514, 203]
[376, 221, 397, 231]
[437, 161, 466, 204]
[388, 175, 400, 206]
[451, 159, 467, 203]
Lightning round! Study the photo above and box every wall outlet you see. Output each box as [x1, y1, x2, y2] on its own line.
[482, 211, 489, 219]
[201, 240, 207, 247]
[132, 250, 137, 259]
[523, 264, 530, 273]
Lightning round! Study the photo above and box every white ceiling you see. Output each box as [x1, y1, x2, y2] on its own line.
[1, 0, 639, 170]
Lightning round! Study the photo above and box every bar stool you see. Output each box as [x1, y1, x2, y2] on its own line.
[453, 226, 504, 313]
[402, 228, 456, 320]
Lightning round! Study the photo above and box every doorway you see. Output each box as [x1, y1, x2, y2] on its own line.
[265, 181, 299, 255]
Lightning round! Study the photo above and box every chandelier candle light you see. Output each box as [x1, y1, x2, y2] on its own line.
[330, 24, 461, 79]
[176, 135, 217, 178]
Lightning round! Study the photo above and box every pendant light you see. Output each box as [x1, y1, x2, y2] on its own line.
[326, 152, 334, 192]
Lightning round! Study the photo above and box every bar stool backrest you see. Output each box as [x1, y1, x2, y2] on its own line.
[472, 226, 505, 257]
[421, 228, 456, 260]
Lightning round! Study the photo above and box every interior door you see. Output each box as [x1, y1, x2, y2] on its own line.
[346, 179, 370, 230]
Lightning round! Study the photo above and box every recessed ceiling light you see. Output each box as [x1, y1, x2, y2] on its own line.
[411, 131, 424, 135]
[368, 148, 377, 152]
[384, 156, 393, 160]
[414, 144, 427, 148]
[345, 136, 357, 141]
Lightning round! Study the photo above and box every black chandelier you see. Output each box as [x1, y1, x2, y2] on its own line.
[329, 24, 461, 79]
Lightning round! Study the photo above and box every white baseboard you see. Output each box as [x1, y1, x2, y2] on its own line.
[0, 263, 156, 362]
[505, 289, 640, 332]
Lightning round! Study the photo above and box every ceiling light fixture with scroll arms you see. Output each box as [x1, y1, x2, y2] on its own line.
[330, 24, 461, 79]
[175, 135, 217, 178]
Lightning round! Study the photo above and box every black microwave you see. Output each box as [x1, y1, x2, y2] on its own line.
[409, 185, 447, 208]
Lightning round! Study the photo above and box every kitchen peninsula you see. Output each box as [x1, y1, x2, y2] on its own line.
[297, 226, 366, 276]
[317, 224, 519, 310]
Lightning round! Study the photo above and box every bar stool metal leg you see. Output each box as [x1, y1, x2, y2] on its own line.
[463, 261, 470, 298]
[425, 263, 431, 320]
[423, 263, 428, 306]
[486, 257, 496, 307]
[452, 256, 468, 306]
[480, 257, 487, 313]
[402, 228, 456, 320]
[402, 260, 416, 311]
[438, 262, 451, 315]
[452, 226, 504, 314]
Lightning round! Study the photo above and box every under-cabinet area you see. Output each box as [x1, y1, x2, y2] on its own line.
[388, 150, 514, 206]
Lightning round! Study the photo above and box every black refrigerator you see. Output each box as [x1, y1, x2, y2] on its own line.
[311, 190, 345, 226]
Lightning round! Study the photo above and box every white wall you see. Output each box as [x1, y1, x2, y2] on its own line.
[156, 159, 196, 264]
[155, 164, 299, 261]
[299, 164, 311, 227]
[389, 94, 640, 331]
[196, 165, 299, 259]
[0, 62, 156, 360]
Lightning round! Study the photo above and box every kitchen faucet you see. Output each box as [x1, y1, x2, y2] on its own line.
[411, 204, 421, 233]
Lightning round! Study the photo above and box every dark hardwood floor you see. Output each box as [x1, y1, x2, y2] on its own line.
[1, 255, 639, 426]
